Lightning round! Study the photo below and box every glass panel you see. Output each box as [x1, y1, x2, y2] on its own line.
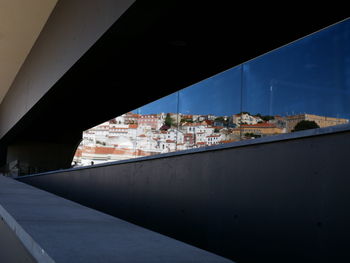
[137, 92, 179, 155]
[110, 109, 139, 160]
[178, 66, 242, 149]
[242, 19, 350, 140]
[72, 18, 350, 167]
[72, 110, 140, 167]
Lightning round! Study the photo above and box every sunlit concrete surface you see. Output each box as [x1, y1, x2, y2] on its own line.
[0, 0, 58, 104]
[0, 175, 233, 263]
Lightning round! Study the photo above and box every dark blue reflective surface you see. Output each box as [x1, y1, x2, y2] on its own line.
[243, 19, 350, 119]
[179, 66, 241, 116]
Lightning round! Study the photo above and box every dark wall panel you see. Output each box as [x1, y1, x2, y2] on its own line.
[18, 131, 350, 263]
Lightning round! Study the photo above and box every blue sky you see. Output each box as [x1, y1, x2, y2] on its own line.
[138, 19, 350, 119]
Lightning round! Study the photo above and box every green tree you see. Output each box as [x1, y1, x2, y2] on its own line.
[255, 113, 275, 121]
[214, 117, 225, 122]
[261, 115, 274, 121]
[292, 120, 320, 132]
[181, 118, 193, 123]
[165, 113, 174, 127]
[244, 132, 261, 138]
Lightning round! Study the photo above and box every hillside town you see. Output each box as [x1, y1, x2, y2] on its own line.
[73, 112, 348, 166]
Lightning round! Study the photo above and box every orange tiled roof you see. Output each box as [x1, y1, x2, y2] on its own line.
[204, 120, 214, 125]
[82, 146, 114, 155]
[74, 149, 82, 157]
[112, 148, 133, 155]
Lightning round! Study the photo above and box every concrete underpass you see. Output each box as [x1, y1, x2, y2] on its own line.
[0, 1, 349, 262]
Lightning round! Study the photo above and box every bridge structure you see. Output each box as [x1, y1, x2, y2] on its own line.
[0, 1, 349, 262]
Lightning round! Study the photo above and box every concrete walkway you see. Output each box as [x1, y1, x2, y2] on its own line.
[0, 176, 233, 263]
[0, 218, 36, 263]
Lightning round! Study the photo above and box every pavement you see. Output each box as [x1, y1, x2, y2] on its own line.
[0, 218, 36, 263]
[0, 175, 234, 263]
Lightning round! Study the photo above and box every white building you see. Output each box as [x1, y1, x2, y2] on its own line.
[181, 123, 207, 134]
[206, 134, 223, 145]
[232, 113, 263, 126]
[114, 115, 126, 124]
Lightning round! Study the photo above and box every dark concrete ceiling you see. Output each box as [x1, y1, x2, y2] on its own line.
[1, 1, 349, 146]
